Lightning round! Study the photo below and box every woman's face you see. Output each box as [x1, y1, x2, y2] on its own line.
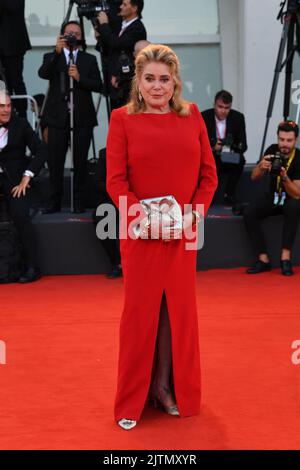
[138, 61, 175, 112]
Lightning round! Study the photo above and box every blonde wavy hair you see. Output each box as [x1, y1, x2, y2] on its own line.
[127, 44, 191, 116]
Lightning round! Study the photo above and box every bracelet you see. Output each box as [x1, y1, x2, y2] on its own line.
[139, 216, 151, 237]
[192, 210, 201, 225]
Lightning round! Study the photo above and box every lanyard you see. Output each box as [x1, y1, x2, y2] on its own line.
[276, 149, 295, 196]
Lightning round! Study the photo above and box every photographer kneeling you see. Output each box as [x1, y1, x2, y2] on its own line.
[244, 121, 300, 276]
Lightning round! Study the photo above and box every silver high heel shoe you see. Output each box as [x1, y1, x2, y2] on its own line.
[150, 385, 180, 416]
[118, 418, 137, 430]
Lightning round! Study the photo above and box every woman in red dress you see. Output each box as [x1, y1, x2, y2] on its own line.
[106, 44, 218, 430]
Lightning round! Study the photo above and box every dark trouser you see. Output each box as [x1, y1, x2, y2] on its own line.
[243, 197, 300, 256]
[0, 54, 27, 118]
[215, 156, 245, 199]
[0, 174, 38, 267]
[47, 126, 93, 208]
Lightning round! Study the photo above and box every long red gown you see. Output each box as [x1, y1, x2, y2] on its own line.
[106, 103, 218, 421]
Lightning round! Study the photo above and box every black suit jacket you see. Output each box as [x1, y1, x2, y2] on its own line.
[0, 117, 47, 183]
[38, 50, 102, 128]
[97, 18, 147, 79]
[201, 108, 248, 159]
[0, 0, 31, 56]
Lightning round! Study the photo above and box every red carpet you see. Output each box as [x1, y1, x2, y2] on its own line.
[1, 268, 300, 450]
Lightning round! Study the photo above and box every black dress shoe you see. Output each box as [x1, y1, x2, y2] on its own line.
[246, 260, 271, 274]
[280, 260, 294, 276]
[18, 267, 42, 283]
[106, 266, 123, 279]
[42, 205, 61, 214]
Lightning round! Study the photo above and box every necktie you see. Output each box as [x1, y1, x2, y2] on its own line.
[119, 25, 127, 37]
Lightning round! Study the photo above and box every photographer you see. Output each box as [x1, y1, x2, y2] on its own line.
[96, 0, 147, 110]
[0, 0, 31, 117]
[38, 21, 102, 214]
[244, 121, 300, 276]
[202, 90, 247, 205]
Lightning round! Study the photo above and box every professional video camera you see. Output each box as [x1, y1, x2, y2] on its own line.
[267, 152, 288, 176]
[75, 0, 109, 20]
[286, 0, 300, 13]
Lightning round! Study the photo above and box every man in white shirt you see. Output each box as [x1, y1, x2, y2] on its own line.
[38, 21, 102, 214]
[202, 90, 247, 205]
[0, 91, 47, 282]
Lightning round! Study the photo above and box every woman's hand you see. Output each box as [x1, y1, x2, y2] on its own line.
[182, 211, 196, 231]
[11, 176, 31, 198]
[139, 216, 182, 241]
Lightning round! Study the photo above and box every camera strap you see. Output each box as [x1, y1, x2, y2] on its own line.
[275, 148, 295, 200]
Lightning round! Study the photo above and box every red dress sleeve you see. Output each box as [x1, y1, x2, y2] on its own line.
[190, 104, 218, 216]
[106, 108, 147, 232]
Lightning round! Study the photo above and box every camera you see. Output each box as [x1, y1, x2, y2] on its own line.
[267, 152, 288, 176]
[211, 134, 243, 153]
[75, 0, 110, 20]
[63, 34, 79, 48]
[287, 0, 300, 12]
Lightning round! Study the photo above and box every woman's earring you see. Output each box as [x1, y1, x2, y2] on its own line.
[138, 90, 143, 102]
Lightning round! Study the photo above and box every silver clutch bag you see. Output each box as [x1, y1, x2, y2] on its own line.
[134, 195, 183, 239]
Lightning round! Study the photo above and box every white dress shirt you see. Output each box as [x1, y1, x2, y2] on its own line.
[63, 48, 78, 64]
[0, 127, 8, 172]
[215, 117, 227, 140]
[0, 126, 34, 177]
[119, 17, 139, 36]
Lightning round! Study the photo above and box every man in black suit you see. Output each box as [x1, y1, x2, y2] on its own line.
[96, 0, 147, 110]
[0, 0, 31, 117]
[202, 90, 247, 205]
[38, 21, 102, 214]
[0, 91, 47, 282]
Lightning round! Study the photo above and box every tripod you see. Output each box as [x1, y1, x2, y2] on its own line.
[63, 0, 111, 121]
[260, 0, 300, 157]
[69, 48, 75, 213]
